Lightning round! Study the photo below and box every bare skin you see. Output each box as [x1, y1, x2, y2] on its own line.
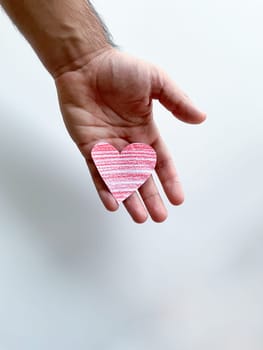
[1, 0, 206, 223]
[55, 48, 206, 223]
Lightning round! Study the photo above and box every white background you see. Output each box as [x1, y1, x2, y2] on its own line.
[0, 0, 263, 349]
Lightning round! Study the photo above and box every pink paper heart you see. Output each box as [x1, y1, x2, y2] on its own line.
[91, 142, 157, 203]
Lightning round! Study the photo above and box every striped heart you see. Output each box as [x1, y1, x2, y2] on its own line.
[91, 142, 157, 203]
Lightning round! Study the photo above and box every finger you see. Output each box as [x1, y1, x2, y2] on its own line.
[152, 68, 206, 124]
[87, 155, 148, 223]
[152, 137, 184, 205]
[123, 192, 148, 224]
[86, 157, 119, 212]
[138, 176, 167, 223]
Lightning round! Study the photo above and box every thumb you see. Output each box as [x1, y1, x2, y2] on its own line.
[152, 68, 206, 124]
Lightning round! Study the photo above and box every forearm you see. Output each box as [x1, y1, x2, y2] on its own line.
[0, 0, 114, 76]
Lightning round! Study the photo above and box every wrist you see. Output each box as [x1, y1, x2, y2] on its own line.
[26, 1, 113, 77]
[1, 0, 115, 77]
[40, 29, 112, 78]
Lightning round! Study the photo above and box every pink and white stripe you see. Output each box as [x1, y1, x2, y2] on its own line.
[91, 142, 157, 203]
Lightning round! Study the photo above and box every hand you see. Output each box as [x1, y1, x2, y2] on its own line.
[54, 48, 206, 223]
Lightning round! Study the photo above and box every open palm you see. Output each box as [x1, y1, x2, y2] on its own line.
[54, 48, 205, 223]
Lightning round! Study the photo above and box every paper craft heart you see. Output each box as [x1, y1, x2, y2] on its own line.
[91, 142, 157, 203]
